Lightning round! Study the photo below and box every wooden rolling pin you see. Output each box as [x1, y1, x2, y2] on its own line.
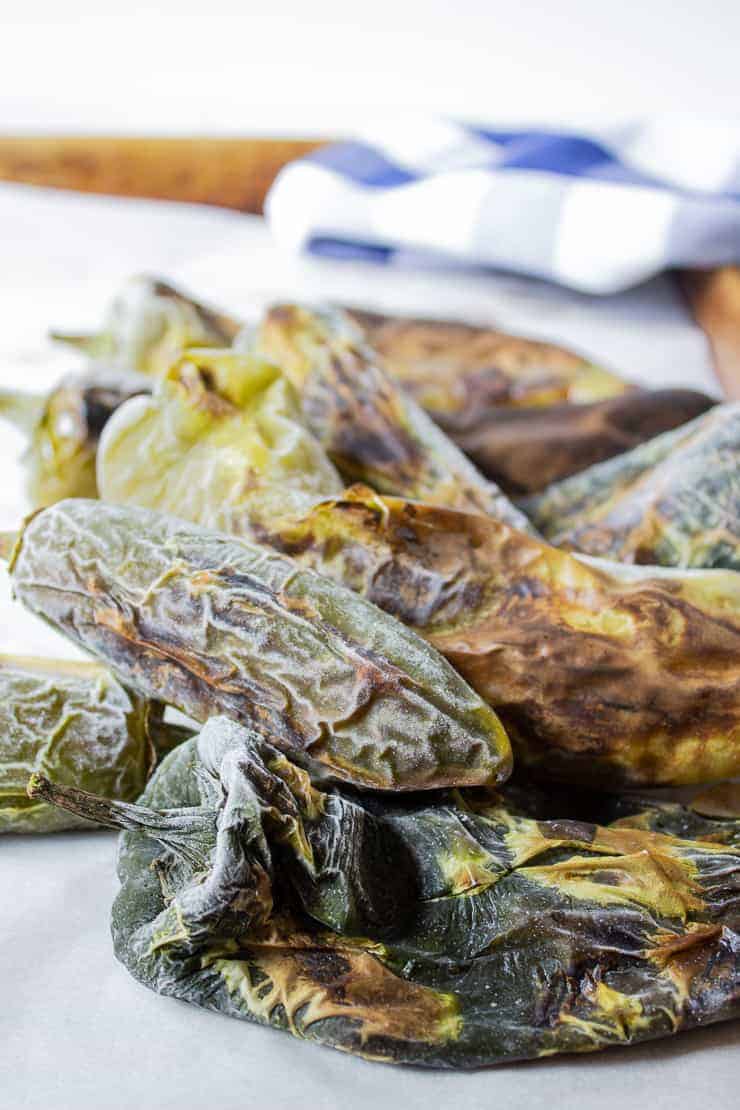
[0, 135, 737, 398]
[0, 135, 327, 213]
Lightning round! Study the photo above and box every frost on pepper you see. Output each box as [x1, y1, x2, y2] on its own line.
[523, 403, 740, 570]
[0, 654, 188, 833]
[29, 717, 740, 1067]
[6, 499, 511, 792]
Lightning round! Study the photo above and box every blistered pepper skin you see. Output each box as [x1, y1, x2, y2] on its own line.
[256, 304, 534, 532]
[7, 499, 511, 792]
[262, 487, 740, 787]
[30, 719, 740, 1067]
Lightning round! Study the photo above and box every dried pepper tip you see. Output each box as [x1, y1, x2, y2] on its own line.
[0, 389, 46, 437]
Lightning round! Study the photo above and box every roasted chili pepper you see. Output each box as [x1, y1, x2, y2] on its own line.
[29, 718, 740, 1067]
[255, 303, 533, 531]
[92, 364, 740, 788]
[346, 306, 629, 410]
[434, 389, 715, 496]
[52, 276, 241, 376]
[523, 403, 740, 569]
[260, 486, 740, 787]
[0, 367, 149, 507]
[98, 349, 343, 530]
[4, 499, 511, 792]
[0, 654, 188, 833]
[343, 310, 714, 492]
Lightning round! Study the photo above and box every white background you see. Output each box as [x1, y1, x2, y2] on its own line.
[1, 3, 739, 1108]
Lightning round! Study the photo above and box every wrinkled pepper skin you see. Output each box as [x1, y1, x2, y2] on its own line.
[255, 304, 533, 532]
[98, 349, 343, 530]
[263, 487, 740, 787]
[523, 404, 740, 569]
[346, 310, 716, 493]
[435, 389, 714, 496]
[30, 719, 740, 1067]
[52, 276, 241, 376]
[0, 655, 165, 833]
[346, 307, 629, 411]
[0, 367, 149, 507]
[7, 500, 511, 792]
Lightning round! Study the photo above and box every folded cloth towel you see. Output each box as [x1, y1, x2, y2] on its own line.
[266, 118, 740, 295]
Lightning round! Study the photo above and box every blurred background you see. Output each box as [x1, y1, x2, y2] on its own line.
[3, 7, 740, 1109]
[5, 0, 740, 132]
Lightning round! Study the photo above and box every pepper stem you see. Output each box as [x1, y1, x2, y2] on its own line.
[0, 388, 45, 436]
[27, 773, 213, 864]
[28, 772, 162, 831]
[49, 330, 107, 357]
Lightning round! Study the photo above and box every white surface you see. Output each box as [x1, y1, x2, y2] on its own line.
[2, 3, 739, 1099]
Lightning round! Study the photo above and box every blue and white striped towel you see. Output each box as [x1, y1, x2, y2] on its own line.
[266, 118, 740, 295]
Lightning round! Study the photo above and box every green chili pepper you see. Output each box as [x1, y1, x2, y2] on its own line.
[98, 348, 343, 531]
[4, 499, 512, 792]
[92, 356, 740, 788]
[28, 718, 740, 1067]
[522, 403, 740, 569]
[51, 276, 241, 376]
[254, 303, 534, 531]
[0, 654, 189, 833]
[0, 367, 149, 508]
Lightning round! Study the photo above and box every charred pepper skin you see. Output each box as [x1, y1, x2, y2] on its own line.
[345, 308, 714, 494]
[90, 355, 740, 788]
[6, 499, 512, 792]
[29, 719, 740, 1068]
[523, 403, 740, 570]
[439, 389, 714, 497]
[0, 654, 187, 833]
[262, 487, 740, 788]
[255, 303, 534, 532]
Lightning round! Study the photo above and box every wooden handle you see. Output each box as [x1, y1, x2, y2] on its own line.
[679, 266, 740, 400]
[0, 136, 328, 213]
